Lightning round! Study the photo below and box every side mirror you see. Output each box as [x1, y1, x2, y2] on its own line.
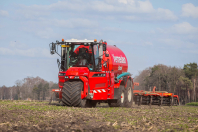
[52, 43, 55, 50]
[103, 44, 106, 51]
[49, 42, 56, 55]
[51, 51, 55, 54]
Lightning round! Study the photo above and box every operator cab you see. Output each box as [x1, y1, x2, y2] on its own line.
[50, 39, 105, 72]
[69, 45, 93, 70]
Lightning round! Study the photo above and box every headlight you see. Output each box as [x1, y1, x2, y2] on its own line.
[59, 73, 65, 76]
[65, 76, 69, 79]
[74, 76, 79, 79]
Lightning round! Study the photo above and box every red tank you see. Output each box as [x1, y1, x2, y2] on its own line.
[102, 45, 128, 77]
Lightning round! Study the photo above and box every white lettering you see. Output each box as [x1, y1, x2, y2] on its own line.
[118, 66, 122, 70]
[112, 54, 126, 64]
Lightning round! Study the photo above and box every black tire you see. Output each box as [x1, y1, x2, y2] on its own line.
[82, 99, 97, 108]
[62, 80, 94, 107]
[89, 100, 97, 107]
[108, 86, 125, 107]
[134, 96, 137, 104]
[124, 80, 133, 107]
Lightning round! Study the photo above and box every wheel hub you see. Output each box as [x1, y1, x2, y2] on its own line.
[121, 92, 124, 103]
[128, 87, 132, 102]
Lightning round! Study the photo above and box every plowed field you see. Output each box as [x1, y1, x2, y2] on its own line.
[0, 100, 198, 132]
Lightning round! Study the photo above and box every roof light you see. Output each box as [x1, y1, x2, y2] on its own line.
[62, 38, 64, 42]
[94, 39, 97, 42]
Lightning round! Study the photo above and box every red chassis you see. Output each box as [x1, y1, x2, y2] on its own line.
[58, 67, 135, 101]
[49, 39, 136, 107]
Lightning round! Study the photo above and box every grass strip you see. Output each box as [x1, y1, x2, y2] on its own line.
[186, 102, 198, 106]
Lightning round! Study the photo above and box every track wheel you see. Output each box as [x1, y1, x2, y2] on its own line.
[62, 80, 93, 107]
[124, 80, 133, 107]
[108, 86, 125, 107]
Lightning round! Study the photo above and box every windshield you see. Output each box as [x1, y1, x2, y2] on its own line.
[68, 45, 94, 70]
[93, 45, 99, 70]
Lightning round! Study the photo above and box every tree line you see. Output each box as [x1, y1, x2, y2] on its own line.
[1, 63, 197, 104]
[134, 62, 198, 104]
[0, 76, 58, 101]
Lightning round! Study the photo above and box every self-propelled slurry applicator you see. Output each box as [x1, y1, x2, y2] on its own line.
[49, 39, 139, 107]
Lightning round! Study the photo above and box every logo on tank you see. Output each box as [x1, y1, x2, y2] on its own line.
[118, 66, 122, 70]
[112, 54, 126, 64]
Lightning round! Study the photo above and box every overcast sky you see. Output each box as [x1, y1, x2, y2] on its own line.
[0, 0, 198, 87]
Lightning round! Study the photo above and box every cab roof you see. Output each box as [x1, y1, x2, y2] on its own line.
[64, 39, 95, 43]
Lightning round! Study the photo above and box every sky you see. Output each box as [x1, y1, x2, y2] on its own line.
[0, 0, 198, 87]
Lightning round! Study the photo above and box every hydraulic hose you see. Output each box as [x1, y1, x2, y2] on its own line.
[116, 72, 130, 80]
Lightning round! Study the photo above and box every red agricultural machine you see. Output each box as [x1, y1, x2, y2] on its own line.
[133, 86, 179, 106]
[49, 39, 179, 107]
[49, 39, 136, 107]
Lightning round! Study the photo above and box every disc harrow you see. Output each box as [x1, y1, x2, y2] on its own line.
[133, 86, 179, 107]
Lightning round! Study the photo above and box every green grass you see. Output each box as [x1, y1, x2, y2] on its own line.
[186, 102, 198, 106]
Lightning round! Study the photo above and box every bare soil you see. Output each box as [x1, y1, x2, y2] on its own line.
[0, 100, 198, 132]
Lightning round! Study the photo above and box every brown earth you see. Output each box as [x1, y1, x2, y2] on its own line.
[0, 100, 198, 132]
